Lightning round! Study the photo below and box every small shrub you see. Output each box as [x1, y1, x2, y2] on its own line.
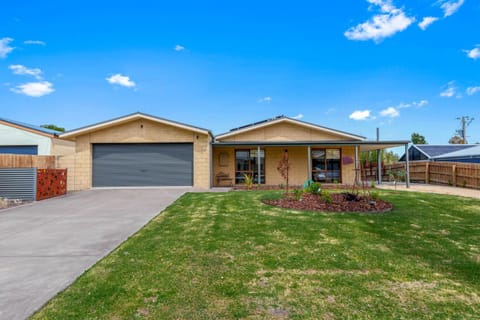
[342, 192, 359, 202]
[304, 182, 321, 195]
[370, 180, 376, 188]
[448, 179, 453, 186]
[370, 191, 380, 200]
[462, 180, 467, 188]
[243, 174, 253, 190]
[293, 189, 303, 201]
[322, 191, 332, 204]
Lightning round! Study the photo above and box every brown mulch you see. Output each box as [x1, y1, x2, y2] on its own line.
[263, 193, 393, 213]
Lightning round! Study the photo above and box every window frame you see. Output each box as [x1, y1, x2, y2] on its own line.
[311, 148, 342, 183]
[235, 149, 266, 184]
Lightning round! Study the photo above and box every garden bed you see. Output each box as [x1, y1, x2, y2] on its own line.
[263, 192, 393, 213]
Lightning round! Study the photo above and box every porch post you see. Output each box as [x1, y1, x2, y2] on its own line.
[307, 145, 311, 181]
[377, 128, 382, 184]
[355, 144, 359, 185]
[405, 143, 410, 188]
[257, 145, 261, 184]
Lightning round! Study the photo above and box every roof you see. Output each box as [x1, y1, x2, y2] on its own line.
[411, 144, 475, 158]
[0, 117, 60, 137]
[61, 112, 212, 139]
[213, 140, 409, 151]
[215, 115, 366, 141]
[433, 145, 480, 160]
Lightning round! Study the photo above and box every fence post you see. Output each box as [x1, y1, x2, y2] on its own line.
[452, 165, 457, 186]
[425, 162, 429, 184]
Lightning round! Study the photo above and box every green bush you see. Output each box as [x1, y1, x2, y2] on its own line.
[292, 189, 303, 201]
[321, 190, 332, 204]
[304, 182, 321, 195]
[370, 191, 380, 200]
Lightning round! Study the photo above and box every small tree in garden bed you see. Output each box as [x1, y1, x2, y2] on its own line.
[277, 149, 290, 194]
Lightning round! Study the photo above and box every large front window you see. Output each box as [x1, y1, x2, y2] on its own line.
[235, 149, 265, 184]
[312, 149, 341, 183]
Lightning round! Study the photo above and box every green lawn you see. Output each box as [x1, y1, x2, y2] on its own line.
[33, 190, 480, 319]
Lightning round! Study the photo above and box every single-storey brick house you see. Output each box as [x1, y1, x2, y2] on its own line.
[60, 112, 409, 190]
[0, 117, 74, 156]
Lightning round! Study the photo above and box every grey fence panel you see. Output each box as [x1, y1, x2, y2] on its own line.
[0, 168, 37, 200]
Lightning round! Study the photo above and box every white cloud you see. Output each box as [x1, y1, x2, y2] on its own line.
[380, 106, 400, 117]
[9, 64, 43, 80]
[396, 103, 411, 109]
[0, 37, 14, 58]
[418, 16, 439, 30]
[440, 81, 456, 98]
[466, 86, 480, 96]
[174, 44, 185, 52]
[413, 99, 429, 107]
[349, 110, 373, 121]
[11, 81, 54, 97]
[464, 46, 480, 60]
[258, 96, 272, 103]
[292, 113, 304, 119]
[325, 108, 336, 115]
[440, 0, 464, 17]
[344, 0, 414, 42]
[106, 74, 136, 88]
[24, 40, 46, 46]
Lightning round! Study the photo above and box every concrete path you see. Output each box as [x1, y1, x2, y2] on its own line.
[0, 188, 194, 320]
[376, 183, 480, 199]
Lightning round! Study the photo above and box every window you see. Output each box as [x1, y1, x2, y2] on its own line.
[235, 149, 265, 184]
[312, 148, 341, 183]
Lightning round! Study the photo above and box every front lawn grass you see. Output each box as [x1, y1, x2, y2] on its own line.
[33, 190, 480, 319]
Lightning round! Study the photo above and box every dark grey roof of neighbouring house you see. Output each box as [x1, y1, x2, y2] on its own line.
[410, 144, 475, 158]
[433, 145, 480, 159]
[0, 117, 60, 136]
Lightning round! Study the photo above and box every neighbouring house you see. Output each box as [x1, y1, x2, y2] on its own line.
[399, 144, 479, 163]
[430, 145, 480, 163]
[0, 117, 74, 156]
[59, 113, 409, 190]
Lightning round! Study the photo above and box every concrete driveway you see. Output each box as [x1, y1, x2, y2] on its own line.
[0, 188, 193, 320]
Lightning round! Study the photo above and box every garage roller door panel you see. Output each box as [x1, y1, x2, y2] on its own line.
[93, 144, 193, 187]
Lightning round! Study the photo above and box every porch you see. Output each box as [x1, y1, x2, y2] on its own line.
[211, 141, 410, 188]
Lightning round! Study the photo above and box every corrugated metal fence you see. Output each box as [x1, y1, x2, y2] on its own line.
[0, 168, 37, 200]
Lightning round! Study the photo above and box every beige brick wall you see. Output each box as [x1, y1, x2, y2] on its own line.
[219, 122, 352, 142]
[212, 147, 235, 186]
[212, 145, 358, 187]
[51, 138, 75, 156]
[69, 119, 210, 190]
[341, 146, 357, 185]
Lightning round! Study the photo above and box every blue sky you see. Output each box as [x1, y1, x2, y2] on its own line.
[1, 0, 479, 145]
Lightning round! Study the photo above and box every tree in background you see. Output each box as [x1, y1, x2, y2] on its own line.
[360, 150, 399, 165]
[411, 132, 427, 144]
[448, 135, 465, 144]
[41, 124, 65, 132]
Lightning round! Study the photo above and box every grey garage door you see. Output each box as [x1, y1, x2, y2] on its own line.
[92, 143, 193, 187]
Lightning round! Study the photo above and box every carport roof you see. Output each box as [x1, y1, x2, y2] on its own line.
[61, 112, 212, 138]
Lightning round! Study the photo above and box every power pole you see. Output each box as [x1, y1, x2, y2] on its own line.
[456, 116, 474, 144]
